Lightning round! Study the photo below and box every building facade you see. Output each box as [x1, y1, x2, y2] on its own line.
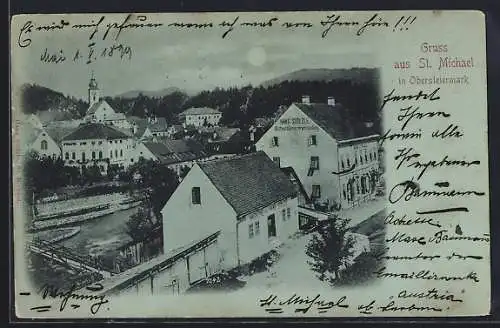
[255, 96, 381, 210]
[30, 129, 62, 159]
[161, 152, 299, 271]
[179, 107, 222, 127]
[61, 123, 134, 174]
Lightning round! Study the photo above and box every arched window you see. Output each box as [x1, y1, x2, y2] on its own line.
[99, 151, 103, 159]
[110, 150, 113, 158]
[347, 158, 350, 167]
[342, 185, 347, 200]
[115, 150, 118, 158]
[82, 152, 86, 162]
[92, 151, 96, 159]
[369, 153, 373, 161]
[72, 152, 75, 160]
[40, 140, 48, 150]
[341, 159, 345, 170]
[65, 152, 69, 160]
[120, 149, 123, 157]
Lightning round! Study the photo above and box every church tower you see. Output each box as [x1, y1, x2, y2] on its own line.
[88, 71, 100, 107]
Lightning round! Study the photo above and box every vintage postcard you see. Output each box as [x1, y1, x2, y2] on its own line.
[11, 10, 489, 318]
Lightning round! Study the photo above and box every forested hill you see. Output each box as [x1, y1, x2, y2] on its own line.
[260, 68, 379, 88]
[19, 84, 87, 117]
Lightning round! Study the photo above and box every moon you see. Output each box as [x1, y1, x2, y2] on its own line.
[247, 47, 267, 67]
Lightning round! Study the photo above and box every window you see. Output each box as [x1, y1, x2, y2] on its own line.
[82, 152, 86, 162]
[271, 136, 279, 147]
[369, 153, 373, 161]
[192, 187, 201, 204]
[365, 152, 368, 162]
[100, 165, 105, 172]
[120, 140, 123, 143]
[309, 135, 317, 146]
[287, 208, 291, 220]
[110, 150, 113, 158]
[341, 159, 345, 170]
[347, 158, 351, 167]
[272, 157, 280, 167]
[120, 150, 123, 157]
[40, 140, 48, 150]
[92, 151, 96, 159]
[65, 152, 69, 160]
[360, 154, 364, 164]
[343, 185, 347, 200]
[312, 185, 321, 198]
[98, 141, 102, 145]
[99, 151, 103, 159]
[249, 223, 254, 239]
[92, 141, 95, 145]
[255, 221, 260, 235]
[115, 150, 118, 158]
[282, 209, 286, 221]
[310, 156, 319, 170]
[72, 152, 75, 160]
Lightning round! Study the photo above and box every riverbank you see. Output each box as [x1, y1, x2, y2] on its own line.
[34, 227, 81, 244]
[30, 200, 141, 232]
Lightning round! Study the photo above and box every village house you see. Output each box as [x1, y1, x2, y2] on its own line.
[61, 123, 134, 174]
[22, 120, 80, 160]
[127, 116, 169, 140]
[255, 95, 381, 210]
[132, 138, 209, 177]
[161, 151, 299, 276]
[179, 107, 222, 127]
[84, 74, 131, 130]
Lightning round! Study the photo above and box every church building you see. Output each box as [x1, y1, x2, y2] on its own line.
[84, 73, 131, 130]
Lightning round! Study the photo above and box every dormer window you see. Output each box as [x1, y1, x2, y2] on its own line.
[192, 187, 201, 204]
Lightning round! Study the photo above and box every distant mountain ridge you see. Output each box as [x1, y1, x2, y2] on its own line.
[115, 87, 183, 99]
[260, 68, 379, 88]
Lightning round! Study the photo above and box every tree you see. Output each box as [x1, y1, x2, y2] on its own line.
[126, 158, 179, 217]
[305, 217, 356, 285]
[125, 205, 155, 241]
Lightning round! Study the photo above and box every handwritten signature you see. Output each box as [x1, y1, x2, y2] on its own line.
[34, 283, 109, 314]
[259, 293, 348, 314]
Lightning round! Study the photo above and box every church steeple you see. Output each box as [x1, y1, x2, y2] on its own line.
[88, 71, 100, 106]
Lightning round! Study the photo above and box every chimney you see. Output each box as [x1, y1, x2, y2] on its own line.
[301, 95, 310, 104]
[327, 96, 336, 106]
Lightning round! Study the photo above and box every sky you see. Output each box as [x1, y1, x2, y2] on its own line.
[12, 13, 379, 100]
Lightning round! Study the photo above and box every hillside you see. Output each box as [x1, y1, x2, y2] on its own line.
[115, 87, 183, 99]
[19, 84, 86, 117]
[260, 68, 379, 88]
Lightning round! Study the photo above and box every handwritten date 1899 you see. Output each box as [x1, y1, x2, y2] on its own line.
[41, 43, 133, 65]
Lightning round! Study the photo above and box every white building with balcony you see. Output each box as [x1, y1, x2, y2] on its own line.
[255, 95, 381, 210]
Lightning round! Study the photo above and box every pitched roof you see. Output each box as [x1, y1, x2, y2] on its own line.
[44, 124, 79, 144]
[144, 139, 207, 165]
[199, 151, 297, 217]
[21, 122, 43, 147]
[86, 99, 106, 115]
[148, 117, 168, 132]
[200, 127, 240, 143]
[180, 107, 221, 116]
[293, 102, 378, 142]
[62, 123, 130, 141]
